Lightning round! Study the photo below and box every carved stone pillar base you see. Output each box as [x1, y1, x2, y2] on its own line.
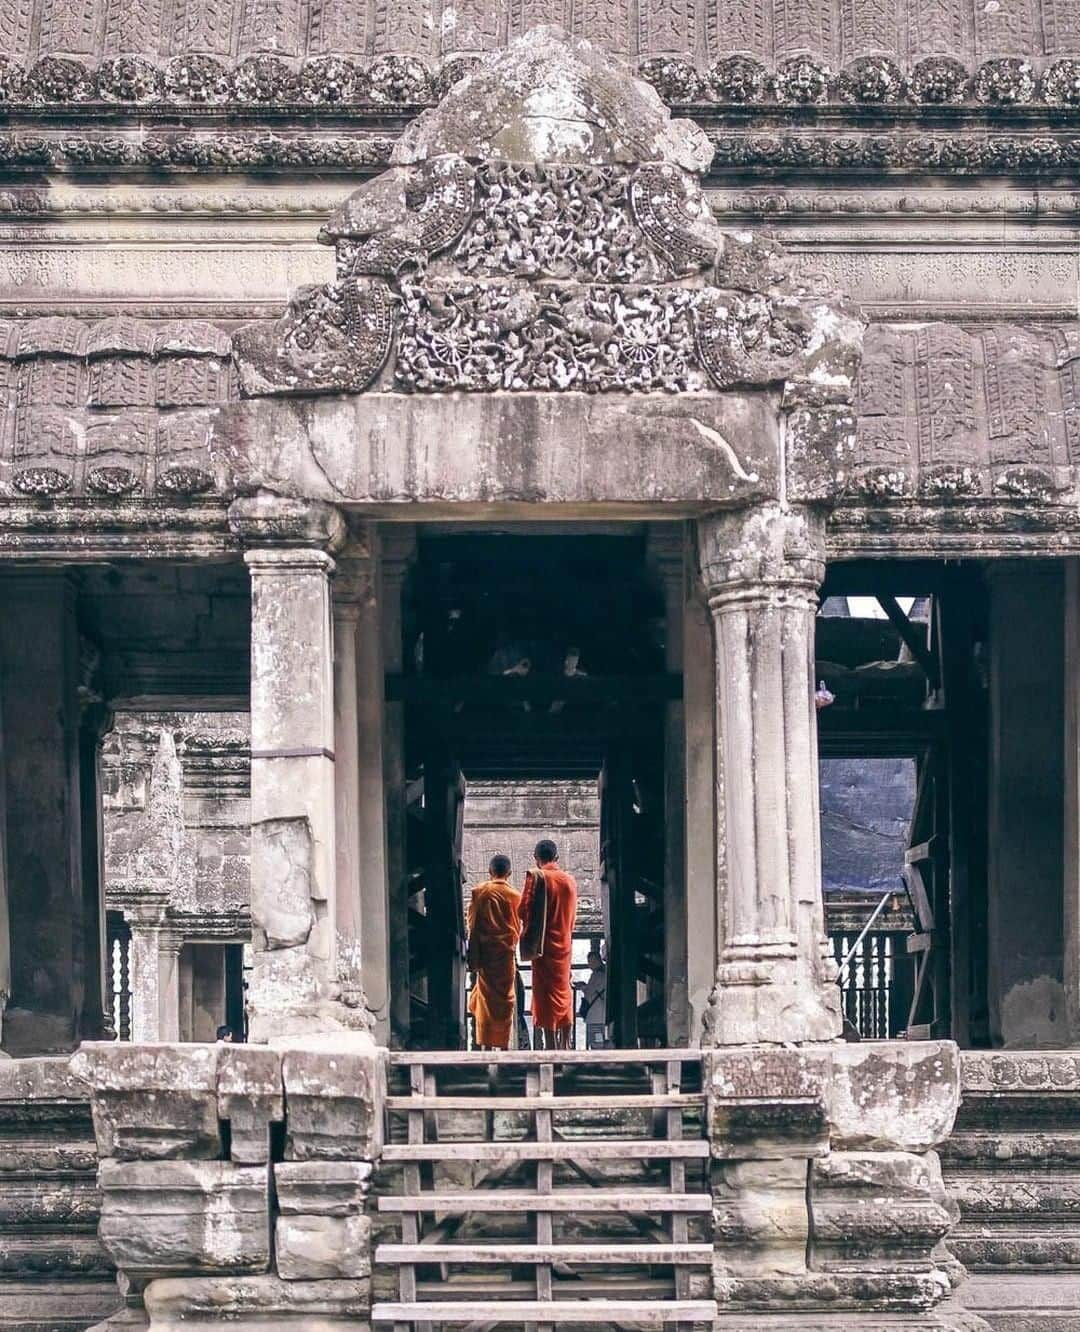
[707, 1041, 982, 1330]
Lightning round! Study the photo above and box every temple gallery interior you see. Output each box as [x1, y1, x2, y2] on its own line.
[1, 11, 1080, 1332]
[3, 536, 1070, 1057]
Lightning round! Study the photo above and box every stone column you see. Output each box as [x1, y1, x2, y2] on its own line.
[231, 496, 353, 1042]
[988, 564, 1067, 1047]
[127, 904, 181, 1043]
[697, 503, 841, 1046]
[381, 529, 417, 1047]
[1066, 560, 1080, 1043]
[0, 572, 89, 1055]
[332, 532, 388, 1037]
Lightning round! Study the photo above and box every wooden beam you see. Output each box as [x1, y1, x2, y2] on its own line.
[386, 675, 683, 705]
[876, 594, 940, 690]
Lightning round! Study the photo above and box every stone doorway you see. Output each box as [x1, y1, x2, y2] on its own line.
[386, 529, 683, 1052]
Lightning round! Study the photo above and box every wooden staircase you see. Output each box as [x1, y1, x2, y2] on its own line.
[371, 1049, 717, 1331]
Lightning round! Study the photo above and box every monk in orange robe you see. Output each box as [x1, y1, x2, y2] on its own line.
[520, 839, 578, 1049]
[466, 854, 522, 1050]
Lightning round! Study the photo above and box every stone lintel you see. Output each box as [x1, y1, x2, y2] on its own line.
[210, 391, 780, 512]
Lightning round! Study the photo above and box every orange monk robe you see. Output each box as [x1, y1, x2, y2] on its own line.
[466, 878, 522, 1049]
[521, 862, 577, 1031]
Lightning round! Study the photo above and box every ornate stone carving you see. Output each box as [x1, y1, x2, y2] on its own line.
[628, 162, 719, 275]
[455, 162, 648, 282]
[396, 280, 703, 392]
[774, 55, 831, 103]
[694, 291, 813, 391]
[234, 278, 394, 395]
[1043, 56, 1080, 103]
[163, 54, 232, 101]
[973, 56, 1037, 103]
[298, 54, 361, 103]
[327, 155, 475, 278]
[96, 55, 163, 101]
[707, 55, 768, 102]
[231, 31, 858, 405]
[836, 55, 905, 102]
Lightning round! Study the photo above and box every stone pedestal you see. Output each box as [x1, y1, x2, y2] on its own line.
[707, 1041, 976, 1330]
[72, 1036, 384, 1330]
[230, 497, 353, 1041]
[697, 504, 841, 1046]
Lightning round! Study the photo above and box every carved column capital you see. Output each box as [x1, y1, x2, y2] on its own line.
[229, 496, 347, 554]
[697, 502, 827, 609]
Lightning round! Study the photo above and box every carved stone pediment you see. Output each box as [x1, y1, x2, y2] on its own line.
[233, 28, 863, 411]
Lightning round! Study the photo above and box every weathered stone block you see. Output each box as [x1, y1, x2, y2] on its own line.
[274, 1161, 372, 1215]
[98, 1161, 269, 1278]
[277, 1036, 385, 1161]
[70, 1044, 221, 1161]
[142, 1274, 371, 1330]
[705, 1047, 831, 1159]
[216, 1046, 283, 1165]
[828, 1041, 961, 1154]
[810, 1150, 956, 1270]
[275, 1213, 371, 1281]
[713, 1157, 809, 1277]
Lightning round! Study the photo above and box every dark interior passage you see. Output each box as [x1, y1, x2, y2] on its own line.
[388, 532, 680, 1051]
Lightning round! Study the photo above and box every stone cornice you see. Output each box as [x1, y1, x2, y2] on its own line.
[2, 53, 1080, 114]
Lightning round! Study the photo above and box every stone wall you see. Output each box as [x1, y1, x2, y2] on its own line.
[461, 779, 602, 933]
[70, 1036, 385, 1330]
[102, 710, 250, 927]
[0, 1058, 120, 1332]
[942, 1050, 1080, 1332]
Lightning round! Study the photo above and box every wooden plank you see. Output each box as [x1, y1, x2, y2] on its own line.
[379, 1192, 712, 1214]
[372, 1302, 718, 1324]
[382, 1140, 710, 1162]
[377, 1244, 713, 1265]
[387, 1049, 702, 1067]
[385, 1094, 705, 1111]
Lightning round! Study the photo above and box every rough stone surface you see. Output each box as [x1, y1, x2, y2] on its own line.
[829, 1042, 962, 1154]
[141, 1275, 371, 1330]
[97, 1160, 270, 1278]
[275, 1213, 371, 1281]
[212, 392, 780, 512]
[70, 1044, 221, 1161]
[216, 1046, 283, 1166]
[278, 1036, 385, 1162]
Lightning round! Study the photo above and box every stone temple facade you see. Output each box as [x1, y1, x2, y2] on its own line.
[1, 7, 1080, 1332]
